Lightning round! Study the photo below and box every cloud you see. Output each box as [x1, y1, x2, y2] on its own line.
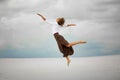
[42, 0, 94, 19]
[0, 0, 7, 2]
[0, 0, 120, 57]
[41, 0, 120, 24]
[0, 0, 56, 18]
[90, 0, 120, 23]
[63, 20, 120, 53]
[98, 0, 120, 5]
[0, 12, 51, 49]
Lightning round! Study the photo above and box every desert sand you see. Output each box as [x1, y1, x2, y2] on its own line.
[0, 55, 120, 80]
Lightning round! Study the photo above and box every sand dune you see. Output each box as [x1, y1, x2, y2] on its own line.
[0, 55, 120, 80]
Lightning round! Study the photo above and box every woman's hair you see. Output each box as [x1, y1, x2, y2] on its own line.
[57, 18, 65, 26]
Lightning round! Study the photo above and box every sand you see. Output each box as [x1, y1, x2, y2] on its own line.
[0, 55, 120, 80]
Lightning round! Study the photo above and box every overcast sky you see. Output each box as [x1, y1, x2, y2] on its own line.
[0, 0, 120, 58]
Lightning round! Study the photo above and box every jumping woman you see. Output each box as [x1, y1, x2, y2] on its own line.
[37, 13, 86, 66]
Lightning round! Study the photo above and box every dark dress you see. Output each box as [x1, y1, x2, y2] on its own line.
[54, 32, 74, 57]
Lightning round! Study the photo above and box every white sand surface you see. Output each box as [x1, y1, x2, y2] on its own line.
[0, 55, 120, 80]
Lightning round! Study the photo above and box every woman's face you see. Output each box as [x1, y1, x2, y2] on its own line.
[56, 18, 61, 22]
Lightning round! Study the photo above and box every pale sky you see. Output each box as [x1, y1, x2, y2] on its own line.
[0, 0, 120, 58]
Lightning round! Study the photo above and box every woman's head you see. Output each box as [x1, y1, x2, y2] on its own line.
[56, 17, 65, 26]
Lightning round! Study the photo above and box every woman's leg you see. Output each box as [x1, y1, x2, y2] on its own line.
[66, 40, 86, 47]
[66, 56, 71, 66]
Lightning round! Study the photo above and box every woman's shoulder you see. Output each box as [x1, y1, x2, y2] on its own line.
[46, 19, 56, 24]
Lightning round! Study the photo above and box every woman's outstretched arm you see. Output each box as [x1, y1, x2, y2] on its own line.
[67, 24, 76, 27]
[37, 13, 46, 21]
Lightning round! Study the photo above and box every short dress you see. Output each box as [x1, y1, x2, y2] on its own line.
[54, 32, 74, 57]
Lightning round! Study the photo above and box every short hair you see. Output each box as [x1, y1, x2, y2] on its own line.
[57, 18, 65, 25]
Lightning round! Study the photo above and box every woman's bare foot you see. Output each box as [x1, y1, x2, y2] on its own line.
[66, 56, 71, 66]
[67, 59, 71, 67]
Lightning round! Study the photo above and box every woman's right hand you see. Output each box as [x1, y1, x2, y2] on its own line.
[37, 13, 46, 21]
[37, 13, 41, 16]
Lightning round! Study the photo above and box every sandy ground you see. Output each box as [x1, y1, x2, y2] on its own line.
[0, 55, 120, 80]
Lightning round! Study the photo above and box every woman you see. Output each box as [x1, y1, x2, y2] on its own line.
[37, 13, 86, 66]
